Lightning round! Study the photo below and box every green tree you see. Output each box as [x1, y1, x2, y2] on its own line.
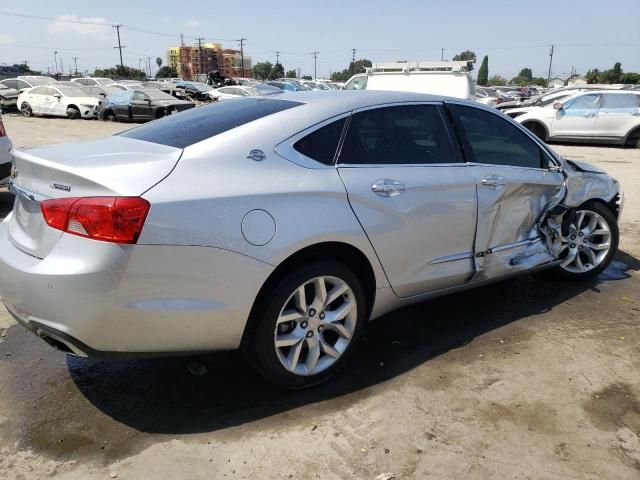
[477, 55, 489, 86]
[93, 65, 147, 80]
[156, 57, 163, 69]
[518, 68, 533, 81]
[252, 61, 273, 81]
[510, 76, 529, 86]
[620, 72, 640, 84]
[612, 62, 622, 83]
[585, 69, 600, 84]
[330, 59, 372, 82]
[302, 75, 312, 80]
[285, 69, 297, 78]
[156, 65, 178, 78]
[531, 77, 548, 87]
[452, 50, 476, 71]
[269, 62, 285, 80]
[488, 75, 507, 86]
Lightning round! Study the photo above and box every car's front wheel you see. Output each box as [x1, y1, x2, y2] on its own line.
[250, 261, 366, 389]
[552, 201, 619, 279]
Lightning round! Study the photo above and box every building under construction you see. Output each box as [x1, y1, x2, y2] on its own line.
[167, 42, 252, 80]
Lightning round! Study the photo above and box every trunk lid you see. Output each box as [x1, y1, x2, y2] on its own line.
[7, 136, 182, 258]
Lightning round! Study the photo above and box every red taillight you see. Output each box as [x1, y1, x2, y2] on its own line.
[0, 118, 6, 137]
[41, 197, 150, 244]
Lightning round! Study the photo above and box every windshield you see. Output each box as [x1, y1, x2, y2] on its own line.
[95, 78, 114, 86]
[28, 77, 57, 86]
[57, 86, 90, 97]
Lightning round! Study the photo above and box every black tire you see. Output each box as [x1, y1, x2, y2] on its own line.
[627, 129, 640, 149]
[523, 122, 547, 142]
[102, 110, 117, 122]
[20, 102, 33, 117]
[549, 201, 619, 280]
[249, 261, 367, 389]
[66, 107, 80, 119]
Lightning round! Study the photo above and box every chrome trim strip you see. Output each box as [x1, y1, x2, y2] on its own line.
[430, 251, 473, 265]
[489, 237, 542, 254]
[8, 181, 48, 203]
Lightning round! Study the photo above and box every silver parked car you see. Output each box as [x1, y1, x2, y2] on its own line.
[0, 91, 623, 388]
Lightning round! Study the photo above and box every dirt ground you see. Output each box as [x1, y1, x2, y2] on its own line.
[0, 115, 639, 480]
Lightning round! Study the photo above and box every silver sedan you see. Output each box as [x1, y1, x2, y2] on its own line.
[0, 91, 623, 388]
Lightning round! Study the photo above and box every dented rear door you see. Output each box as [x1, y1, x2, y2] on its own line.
[448, 103, 564, 281]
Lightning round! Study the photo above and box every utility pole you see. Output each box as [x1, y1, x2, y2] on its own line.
[312, 51, 318, 79]
[276, 51, 280, 65]
[146, 57, 152, 78]
[53, 51, 58, 75]
[138, 58, 142, 71]
[195, 37, 205, 75]
[441, 48, 444, 61]
[351, 48, 356, 66]
[180, 33, 185, 46]
[547, 44, 554, 84]
[113, 24, 125, 71]
[238, 38, 247, 78]
[72, 57, 78, 75]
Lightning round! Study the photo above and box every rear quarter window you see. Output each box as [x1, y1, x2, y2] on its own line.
[119, 98, 302, 148]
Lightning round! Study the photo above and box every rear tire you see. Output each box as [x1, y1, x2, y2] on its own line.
[66, 107, 80, 120]
[523, 122, 547, 142]
[20, 102, 33, 117]
[248, 261, 367, 389]
[549, 201, 618, 280]
[102, 110, 117, 122]
[627, 129, 640, 149]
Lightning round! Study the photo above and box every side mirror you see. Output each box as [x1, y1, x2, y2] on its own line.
[53, 94, 61, 99]
[553, 102, 564, 110]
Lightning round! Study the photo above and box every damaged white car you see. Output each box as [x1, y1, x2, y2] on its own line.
[0, 92, 623, 388]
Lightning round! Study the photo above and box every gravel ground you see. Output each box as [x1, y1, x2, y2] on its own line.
[0, 115, 639, 480]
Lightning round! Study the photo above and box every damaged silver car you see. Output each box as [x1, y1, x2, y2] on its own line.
[0, 91, 623, 388]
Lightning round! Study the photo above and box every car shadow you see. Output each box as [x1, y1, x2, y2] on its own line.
[64, 250, 640, 436]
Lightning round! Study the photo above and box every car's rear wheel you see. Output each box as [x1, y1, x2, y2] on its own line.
[627, 129, 640, 149]
[66, 107, 81, 119]
[21, 102, 33, 117]
[523, 121, 547, 142]
[250, 261, 366, 389]
[551, 202, 618, 280]
[102, 109, 117, 122]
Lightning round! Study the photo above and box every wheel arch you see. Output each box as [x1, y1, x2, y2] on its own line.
[521, 119, 549, 140]
[241, 241, 377, 348]
[623, 125, 640, 146]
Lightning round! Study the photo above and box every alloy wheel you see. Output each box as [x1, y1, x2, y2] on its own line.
[274, 275, 357, 376]
[559, 209, 611, 274]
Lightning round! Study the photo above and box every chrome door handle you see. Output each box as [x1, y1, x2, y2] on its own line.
[371, 179, 406, 197]
[583, 113, 595, 118]
[481, 176, 507, 188]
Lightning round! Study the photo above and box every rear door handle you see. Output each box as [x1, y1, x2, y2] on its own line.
[481, 176, 507, 188]
[371, 179, 406, 197]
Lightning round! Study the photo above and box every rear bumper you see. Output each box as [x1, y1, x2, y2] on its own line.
[0, 216, 274, 356]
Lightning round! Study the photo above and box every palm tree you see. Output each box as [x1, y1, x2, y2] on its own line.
[156, 57, 162, 70]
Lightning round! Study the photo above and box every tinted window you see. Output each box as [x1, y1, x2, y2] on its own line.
[602, 94, 640, 110]
[451, 105, 544, 169]
[120, 98, 302, 148]
[30, 86, 47, 95]
[16, 80, 30, 90]
[339, 105, 455, 165]
[1, 80, 17, 89]
[294, 118, 346, 165]
[344, 76, 368, 90]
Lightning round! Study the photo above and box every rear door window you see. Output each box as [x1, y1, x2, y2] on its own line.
[338, 104, 456, 165]
[601, 93, 640, 112]
[119, 98, 302, 148]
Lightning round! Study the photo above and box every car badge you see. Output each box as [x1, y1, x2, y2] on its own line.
[51, 183, 71, 192]
[247, 149, 266, 162]
[10, 164, 17, 179]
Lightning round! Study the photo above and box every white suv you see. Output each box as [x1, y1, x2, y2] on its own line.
[516, 90, 640, 147]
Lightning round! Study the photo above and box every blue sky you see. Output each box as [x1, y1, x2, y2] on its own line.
[0, 0, 639, 79]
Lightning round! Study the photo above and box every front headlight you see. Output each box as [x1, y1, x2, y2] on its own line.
[80, 103, 96, 108]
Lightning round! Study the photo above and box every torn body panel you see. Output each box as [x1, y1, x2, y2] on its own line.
[469, 165, 565, 282]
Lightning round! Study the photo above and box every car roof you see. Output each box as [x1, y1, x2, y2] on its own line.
[270, 90, 448, 110]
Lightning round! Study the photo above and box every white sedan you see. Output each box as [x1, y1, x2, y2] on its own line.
[17, 85, 101, 119]
[213, 84, 282, 101]
[516, 90, 640, 147]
